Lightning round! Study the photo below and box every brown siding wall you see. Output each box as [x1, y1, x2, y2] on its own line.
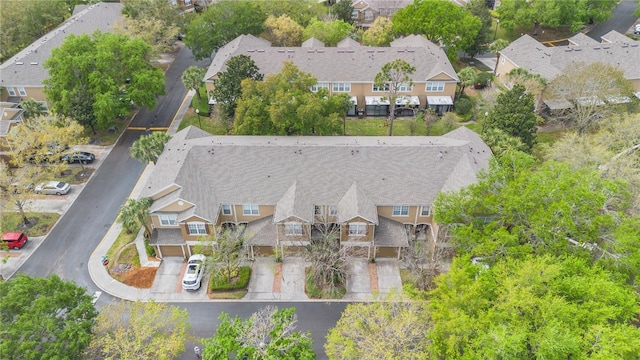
[233, 204, 274, 222]
[375, 246, 399, 258]
[378, 205, 419, 224]
[157, 245, 185, 258]
[340, 216, 374, 242]
[276, 217, 311, 242]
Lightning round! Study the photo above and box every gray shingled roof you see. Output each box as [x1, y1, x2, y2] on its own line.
[142, 127, 492, 225]
[0, 3, 123, 88]
[337, 182, 378, 224]
[499, 32, 640, 82]
[204, 34, 458, 83]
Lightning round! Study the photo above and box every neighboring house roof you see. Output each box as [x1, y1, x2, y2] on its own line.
[352, 0, 412, 12]
[204, 34, 458, 84]
[0, 2, 123, 88]
[0, 103, 23, 137]
[142, 127, 492, 225]
[498, 31, 640, 83]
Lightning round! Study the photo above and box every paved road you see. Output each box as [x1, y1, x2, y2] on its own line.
[587, 0, 638, 40]
[15, 44, 344, 358]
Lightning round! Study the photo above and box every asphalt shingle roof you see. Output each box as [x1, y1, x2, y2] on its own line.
[498, 32, 640, 82]
[0, 2, 123, 88]
[142, 127, 492, 225]
[204, 34, 458, 83]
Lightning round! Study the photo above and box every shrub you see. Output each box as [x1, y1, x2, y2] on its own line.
[209, 266, 251, 291]
[454, 98, 473, 116]
[474, 72, 493, 89]
[144, 238, 156, 258]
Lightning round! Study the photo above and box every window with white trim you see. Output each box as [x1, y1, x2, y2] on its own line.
[351, 10, 359, 18]
[329, 205, 337, 216]
[392, 205, 409, 216]
[420, 206, 431, 216]
[284, 222, 303, 236]
[372, 83, 390, 92]
[243, 204, 259, 215]
[332, 82, 351, 92]
[314, 205, 323, 216]
[426, 82, 445, 92]
[17, 87, 26, 96]
[188, 222, 207, 235]
[7, 87, 16, 96]
[397, 83, 413, 92]
[348, 222, 367, 236]
[501, 57, 505, 64]
[311, 82, 329, 92]
[159, 213, 177, 226]
[364, 11, 374, 20]
[221, 204, 232, 215]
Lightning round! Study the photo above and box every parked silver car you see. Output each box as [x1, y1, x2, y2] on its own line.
[182, 254, 206, 291]
[35, 181, 71, 195]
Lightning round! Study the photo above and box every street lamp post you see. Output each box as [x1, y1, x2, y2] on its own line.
[195, 108, 201, 128]
[494, 19, 500, 40]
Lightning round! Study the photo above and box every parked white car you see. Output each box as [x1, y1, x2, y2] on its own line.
[182, 254, 206, 291]
[35, 181, 71, 195]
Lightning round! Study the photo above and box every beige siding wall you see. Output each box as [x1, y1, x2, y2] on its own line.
[494, 56, 519, 83]
[150, 214, 180, 229]
[159, 201, 194, 213]
[378, 205, 418, 224]
[630, 78, 640, 93]
[150, 185, 180, 201]
[233, 204, 274, 223]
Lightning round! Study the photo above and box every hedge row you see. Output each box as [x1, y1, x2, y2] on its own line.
[209, 266, 251, 291]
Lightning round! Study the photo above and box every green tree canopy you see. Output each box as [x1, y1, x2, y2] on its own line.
[87, 300, 191, 360]
[330, 0, 356, 24]
[44, 31, 165, 130]
[484, 84, 537, 151]
[392, 0, 482, 60]
[130, 131, 172, 165]
[373, 59, 416, 136]
[0, 274, 98, 359]
[260, 0, 325, 28]
[429, 255, 640, 359]
[325, 299, 431, 359]
[234, 62, 351, 135]
[464, 0, 494, 58]
[497, 0, 617, 34]
[211, 55, 264, 119]
[117, 0, 182, 54]
[302, 19, 354, 46]
[0, 0, 71, 62]
[433, 151, 638, 279]
[264, 14, 304, 47]
[202, 306, 314, 360]
[545, 113, 640, 215]
[184, 0, 266, 60]
[361, 17, 395, 47]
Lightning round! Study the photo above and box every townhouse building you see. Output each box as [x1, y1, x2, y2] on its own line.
[142, 126, 492, 260]
[204, 34, 459, 117]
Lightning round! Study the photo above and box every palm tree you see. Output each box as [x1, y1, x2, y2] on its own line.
[456, 67, 477, 98]
[181, 66, 206, 100]
[118, 198, 152, 236]
[130, 131, 172, 165]
[19, 98, 47, 119]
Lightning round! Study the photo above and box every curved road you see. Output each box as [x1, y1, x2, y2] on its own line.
[587, 0, 638, 40]
[16, 45, 343, 357]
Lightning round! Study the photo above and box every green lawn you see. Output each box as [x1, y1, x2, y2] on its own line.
[1, 212, 61, 237]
